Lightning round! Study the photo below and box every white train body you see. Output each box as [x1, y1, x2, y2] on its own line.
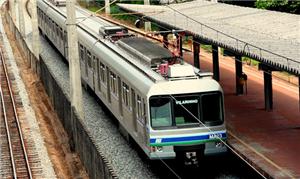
[37, 0, 227, 161]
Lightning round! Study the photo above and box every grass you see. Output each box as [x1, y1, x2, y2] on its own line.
[242, 57, 260, 66]
[200, 44, 212, 53]
[110, 5, 138, 24]
[77, 2, 161, 31]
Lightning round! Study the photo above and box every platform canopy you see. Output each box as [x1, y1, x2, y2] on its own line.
[117, 0, 300, 75]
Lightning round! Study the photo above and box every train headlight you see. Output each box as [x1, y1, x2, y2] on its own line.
[215, 141, 224, 148]
[150, 146, 156, 152]
[150, 146, 163, 152]
[156, 146, 163, 152]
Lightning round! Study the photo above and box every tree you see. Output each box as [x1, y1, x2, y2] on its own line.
[255, 0, 300, 14]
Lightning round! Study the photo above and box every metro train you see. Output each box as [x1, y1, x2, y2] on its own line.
[37, 0, 227, 164]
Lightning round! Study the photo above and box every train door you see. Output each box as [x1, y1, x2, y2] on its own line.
[55, 24, 60, 49]
[118, 77, 123, 117]
[93, 57, 98, 92]
[142, 100, 148, 146]
[51, 21, 55, 44]
[106, 67, 111, 104]
[136, 95, 146, 144]
[79, 44, 86, 80]
[64, 31, 68, 59]
[59, 28, 64, 55]
[87, 51, 94, 88]
[45, 17, 49, 37]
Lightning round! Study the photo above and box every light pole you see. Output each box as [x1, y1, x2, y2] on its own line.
[31, 0, 40, 72]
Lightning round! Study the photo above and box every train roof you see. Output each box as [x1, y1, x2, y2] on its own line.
[117, 37, 175, 66]
[38, 0, 216, 90]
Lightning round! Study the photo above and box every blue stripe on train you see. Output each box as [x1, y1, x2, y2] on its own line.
[150, 132, 227, 144]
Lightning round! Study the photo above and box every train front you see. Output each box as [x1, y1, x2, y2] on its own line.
[147, 73, 227, 165]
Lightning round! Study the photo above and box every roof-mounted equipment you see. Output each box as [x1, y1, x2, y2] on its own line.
[50, 0, 66, 6]
[117, 37, 175, 67]
[99, 26, 133, 41]
[167, 63, 195, 78]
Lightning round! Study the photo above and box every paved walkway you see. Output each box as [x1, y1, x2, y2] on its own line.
[183, 49, 300, 178]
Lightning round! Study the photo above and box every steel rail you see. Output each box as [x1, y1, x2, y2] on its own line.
[0, 46, 33, 179]
[0, 59, 17, 179]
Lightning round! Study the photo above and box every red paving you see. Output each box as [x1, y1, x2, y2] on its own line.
[183, 50, 300, 178]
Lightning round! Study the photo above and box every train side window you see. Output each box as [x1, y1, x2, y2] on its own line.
[60, 28, 63, 40]
[64, 31, 67, 43]
[40, 11, 43, 23]
[52, 20, 54, 31]
[79, 44, 84, 61]
[100, 62, 106, 84]
[122, 82, 130, 108]
[96, 58, 101, 91]
[48, 17, 51, 27]
[93, 56, 97, 72]
[56, 24, 59, 36]
[110, 71, 117, 96]
[52, 21, 55, 38]
[137, 95, 142, 118]
[87, 50, 92, 68]
[37, 9, 40, 20]
[142, 99, 146, 122]
[136, 96, 145, 125]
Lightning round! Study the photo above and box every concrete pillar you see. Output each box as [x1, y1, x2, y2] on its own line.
[175, 34, 183, 57]
[105, 0, 110, 14]
[179, 35, 183, 57]
[18, 0, 25, 37]
[298, 76, 300, 111]
[66, 0, 84, 119]
[193, 40, 200, 69]
[212, 44, 219, 81]
[162, 33, 169, 49]
[235, 55, 243, 95]
[144, 0, 151, 31]
[264, 70, 273, 111]
[31, 0, 40, 72]
[10, 0, 16, 22]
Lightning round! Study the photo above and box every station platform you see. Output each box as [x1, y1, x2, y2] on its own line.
[183, 50, 300, 178]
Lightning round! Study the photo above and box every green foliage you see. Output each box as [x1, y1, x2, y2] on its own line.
[218, 0, 255, 7]
[255, 0, 300, 14]
[110, 5, 138, 23]
[88, 6, 100, 12]
[242, 57, 260, 66]
[219, 0, 300, 14]
[200, 44, 212, 53]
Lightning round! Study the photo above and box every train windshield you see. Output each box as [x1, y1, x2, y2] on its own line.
[150, 92, 223, 129]
[150, 97, 172, 127]
[201, 93, 223, 125]
[173, 95, 200, 126]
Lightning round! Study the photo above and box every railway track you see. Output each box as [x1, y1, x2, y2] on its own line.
[0, 46, 33, 178]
